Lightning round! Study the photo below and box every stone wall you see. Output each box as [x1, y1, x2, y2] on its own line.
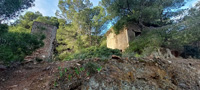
[24, 22, 57, 61]
[106, 24, 141, 51]
[106, 28, 129, 51]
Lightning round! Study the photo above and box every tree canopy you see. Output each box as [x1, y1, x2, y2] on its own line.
[57, 0, 106, 46]
[0, 0, 35, 23]
[101, 0, 185, 27]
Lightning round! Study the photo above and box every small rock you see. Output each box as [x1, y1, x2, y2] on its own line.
[1, 78, 5, 82]
[76, 63, 81, 66]
[179, 83, 187, 88]
[9, 85, 18, 88]
[168, 61, 172, 63]
[43, 66, 51, 71]
[0, 65, 6, 71]
[112, 55, 121, 60]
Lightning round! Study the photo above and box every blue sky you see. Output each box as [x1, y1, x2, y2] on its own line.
[170, 0, 200, 20]
[166, 0, 200, 12]
[26, 0, 101, 16]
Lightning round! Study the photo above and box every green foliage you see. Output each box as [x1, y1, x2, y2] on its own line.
[181, 46, 200, 59]
[97, 66, 102, 72]
[57, 0, 107, 51]
[15, 11, 59, 31]
[65, 46, 121, 60]
[125, 29, 163, 55]
[126, 9, 200, 58]
[68, 74, 72, 81]
[59, 71, 63, 77]
[0, 32, 44, 64]
[101, 0, 184, 28]
[0, 0, 35, 22]
[113, 16, 137, 34]
[56, 22, 109, 60]
[75, 68, 79, 75]
[0, 24, 8, 34]
[84, 62, 101, 74]
[54, 81, 58, 87]
[64, 68, 67, 73]
[80, 67, 85, 72]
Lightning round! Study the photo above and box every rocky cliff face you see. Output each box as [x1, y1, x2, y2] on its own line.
[24, 21, 57, 61]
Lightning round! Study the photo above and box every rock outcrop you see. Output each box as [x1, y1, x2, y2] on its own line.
[50, 58, 200, 90]
[150, 48, 175, 59]
[106, 24, 141, 51]
[24, 21, 57, 61]
[1, 57, 200, 90]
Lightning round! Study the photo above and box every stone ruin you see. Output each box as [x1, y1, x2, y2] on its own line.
[106, 24, 176, 59]
[24, 21, 57, 62]
[106, 23, 141, 51]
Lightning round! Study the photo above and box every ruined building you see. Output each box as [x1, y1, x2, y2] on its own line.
[24, 22, 57, 61]
[106, 24, 141, 51]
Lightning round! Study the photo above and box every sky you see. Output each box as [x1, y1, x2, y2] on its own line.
[170, 0, 200, 21]
[26, 0, 101, 16]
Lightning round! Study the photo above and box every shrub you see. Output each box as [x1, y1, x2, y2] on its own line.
[0, 32, 44, 64]
[181, 45, 200, 59]
[113, 16, 137, 34]
[84, 62, 101, 74]
[0, 24, 8, 34]
[125, 29, 163, 56]
[65, 46, 121, 60]
[125, 20, 200, 58]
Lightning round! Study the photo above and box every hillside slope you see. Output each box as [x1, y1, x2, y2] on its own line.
[0, 58, 200, 90]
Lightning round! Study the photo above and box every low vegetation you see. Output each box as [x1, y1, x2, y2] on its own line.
[65, 46, 121, 60]
[0, 24, 44, 64]
[125, 13, 200, 58]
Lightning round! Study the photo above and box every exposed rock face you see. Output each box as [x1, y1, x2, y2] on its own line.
[150, 48, 175, 59]
[24, 21, 57, 61]
[50, 58, 200, 90]
[106, 24, 141, 51]
[1, 58, 200, 90]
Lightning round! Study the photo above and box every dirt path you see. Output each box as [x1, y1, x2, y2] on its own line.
[0, 60, 80, 90]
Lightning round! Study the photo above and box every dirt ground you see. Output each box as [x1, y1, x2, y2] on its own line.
[0, 60, 81, 90]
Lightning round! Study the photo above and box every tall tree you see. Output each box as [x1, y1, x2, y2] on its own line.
[57, 0, 106, 46]
[0, 0, 35, 23]
[10, 11, 59, 33]
[101, 0, 185, 27]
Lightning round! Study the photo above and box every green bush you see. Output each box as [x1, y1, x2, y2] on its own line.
[84, 62, 101, 74]
[65, 46, 121, 60]
[125, 29, 163, 55]
[113, 16, 137, 34]
[181, 45, 200, 59]
[0, 24, 8, 34]
[0, 32, 44, 64]
[125, 19, 200, 57]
